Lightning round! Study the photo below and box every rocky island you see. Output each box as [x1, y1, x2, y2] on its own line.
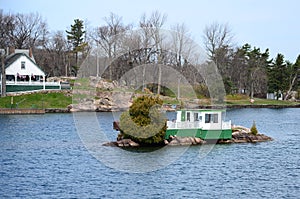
[104, 95, 273, 147]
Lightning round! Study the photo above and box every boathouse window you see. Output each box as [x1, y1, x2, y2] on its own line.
[194, 113, 199, 121]
[186, 112, 191, 121]
[21, 61, 25, 69]
[213, 114, 218, 123]
[205, 113, 218, 123]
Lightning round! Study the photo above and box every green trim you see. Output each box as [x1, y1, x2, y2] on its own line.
[180, 109, 226, 112]
[165, 128, 232, 140]
[6, 85, 60, 92]
[181, 110, 186, 121]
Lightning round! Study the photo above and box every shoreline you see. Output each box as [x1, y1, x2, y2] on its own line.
[0, 103, 299, 115]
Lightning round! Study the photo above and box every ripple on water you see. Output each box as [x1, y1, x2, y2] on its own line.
[0, 109, 299, 198]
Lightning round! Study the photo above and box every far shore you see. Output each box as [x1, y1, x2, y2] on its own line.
[0, 103, 299, 115]
[50, 103, 300, 113]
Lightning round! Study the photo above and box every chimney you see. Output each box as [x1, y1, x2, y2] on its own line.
[29, 47, 33, 58]
[9, 46, 15, 55]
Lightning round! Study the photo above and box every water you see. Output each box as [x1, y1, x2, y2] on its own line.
[0, 108, 299, 198]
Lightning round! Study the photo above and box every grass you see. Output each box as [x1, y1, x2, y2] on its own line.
[225, 94, 299, 106]
[0, 92, 72, 109]
[0, 91, 298, 110]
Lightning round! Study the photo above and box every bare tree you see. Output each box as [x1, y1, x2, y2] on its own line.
[9, 12, 48, 49]
[0, 11, 15, 48]
[92, 12, 130, 80]
[1, 49, 6, 97]
[148, 11, 167, 95]
[203, 22, 234, 76]
[170, 23, 196, 98]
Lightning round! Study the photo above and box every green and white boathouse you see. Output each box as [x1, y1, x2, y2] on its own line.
[166, 109, 232, 140]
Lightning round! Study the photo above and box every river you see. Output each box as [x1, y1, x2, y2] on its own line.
[0, 108, 299, 198]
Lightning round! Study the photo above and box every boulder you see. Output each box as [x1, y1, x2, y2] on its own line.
[128, 140, 140, 147]
[115, 139, 139, 147]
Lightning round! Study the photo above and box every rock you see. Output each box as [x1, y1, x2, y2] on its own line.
[190, 137, 196, 145]
[128, 140, 139, 147]
[114, 139, 139, 147]
[102, 142, 117, 147]
[117, 142, 124, 147]
[166, 136, 205, 146]
[231, 128, 273, 143]
[168, 138, 179, 145]
[194, 137, 205, 144]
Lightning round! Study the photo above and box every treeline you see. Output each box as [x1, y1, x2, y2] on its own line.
[0, 11, 299, 99]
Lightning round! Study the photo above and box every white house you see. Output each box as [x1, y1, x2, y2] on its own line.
[1, 48, 61, 93]
[5, 49, 45, 84]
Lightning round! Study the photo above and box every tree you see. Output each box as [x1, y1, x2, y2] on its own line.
[119, 95, 167, 145]
[203, 22, 234, 75]
[267, 54, 288, 96]
[34, 31, 69, 76]
[229, 46, 249, 94]
[66, 19, 87, 76]
[250, 121, 258, 135]
[203, 22, 236, 95]
[92, 13, 130, 80]
[149, 11, 167, 95]
[246, 46, 270, 98]
[137, 11, 167, 94]
[234, 44, 270, 98]
[284, 55, 300, 100]
[1, 49, 6, 97]
[171, 23, 197, 98]
[11, 12, 48, 49]
[0, 11, 15, 48]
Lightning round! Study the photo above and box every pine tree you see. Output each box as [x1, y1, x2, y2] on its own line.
[119, 95, 167, 145]
[267, 54, 290, 99]
[66, 19, 87, 76]
[250, 121, 258, 135]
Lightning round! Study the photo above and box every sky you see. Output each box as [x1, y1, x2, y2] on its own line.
[1, 0, 299, 62]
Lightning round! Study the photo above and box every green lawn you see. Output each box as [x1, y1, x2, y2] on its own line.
[0, 92, 298, 110]
[225, 95, 299, 106]
[0, 92, 72, 109]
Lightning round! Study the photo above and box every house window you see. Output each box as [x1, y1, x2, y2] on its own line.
[205, 113, 218, 123]
[21, 61, 25, 69]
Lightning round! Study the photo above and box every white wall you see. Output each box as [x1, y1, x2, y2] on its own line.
[6, 55, 45, 76]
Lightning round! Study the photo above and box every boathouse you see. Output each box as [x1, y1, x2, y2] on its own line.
[166, 109, 232, 140]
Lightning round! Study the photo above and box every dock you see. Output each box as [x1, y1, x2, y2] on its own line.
[0, 108, 45, 115]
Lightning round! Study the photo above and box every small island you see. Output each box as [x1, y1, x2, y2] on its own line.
[105, 95, 273, 147]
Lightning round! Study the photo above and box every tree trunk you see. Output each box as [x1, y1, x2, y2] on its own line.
[177, 77, 181, 99]
[157, 64, 161, 95]
[284, 73, 297, 100]
[250, 81, 254, 99]
[250, 71, 254, 99]
[1, 52, 6, 97]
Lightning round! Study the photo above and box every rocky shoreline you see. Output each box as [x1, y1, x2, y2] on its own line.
[103, 125, 273, 147]
[42, 102, 300, 114]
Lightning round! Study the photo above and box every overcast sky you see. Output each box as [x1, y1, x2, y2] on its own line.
[1, 0, 299, 62]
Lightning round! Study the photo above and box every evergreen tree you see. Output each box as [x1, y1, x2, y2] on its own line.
[238, 44, 271, 98]
[66, 19, 87, 76]
[267, 54, 289, 98]
[119, 95, 167, 146]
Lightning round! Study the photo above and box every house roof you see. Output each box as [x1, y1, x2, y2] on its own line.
[5, 53, 37, 68]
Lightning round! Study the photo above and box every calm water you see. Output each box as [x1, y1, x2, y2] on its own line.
[0, 108, 299, 198]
